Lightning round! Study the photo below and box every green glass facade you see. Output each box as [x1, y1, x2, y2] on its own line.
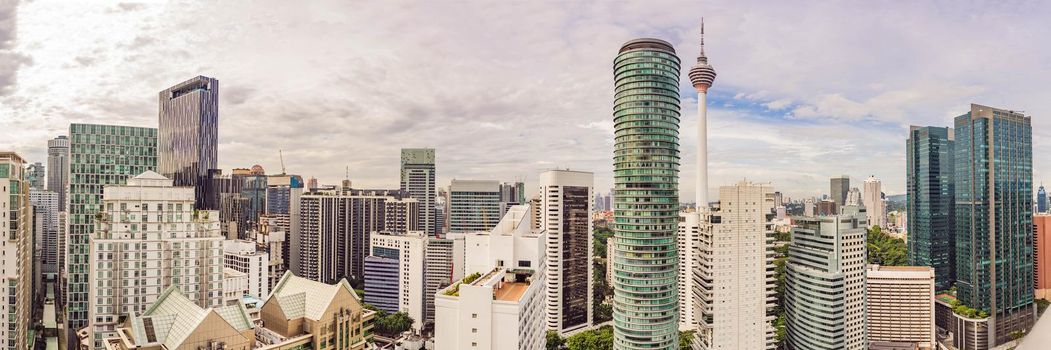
[64, 124, 157, 341]
[611, 38, 680, 350]
[953, 104, 1036, 346]
[906, 126, 955, 291]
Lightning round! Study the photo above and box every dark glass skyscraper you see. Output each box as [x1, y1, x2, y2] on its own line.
[158, 76, 219, 210]
[906, 126, 955, 291]
[612, 38, 680, 349]
[1038, 185, 1047, 213]
[831, 175, 849, 207]
[954, 104, 1036, 346]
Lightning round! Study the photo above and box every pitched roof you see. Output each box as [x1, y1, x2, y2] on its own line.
[128, 286, 251, 348]
[265, 271, 361, 320]
[133, 170, 169, 180]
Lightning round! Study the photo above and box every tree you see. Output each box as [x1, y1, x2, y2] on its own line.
[679, 330, 695, 349]
[372, 311, 414, 337]
[566, 326, 613, 350]
[867, 226, 906, 266]
[547, 330, 566, 350]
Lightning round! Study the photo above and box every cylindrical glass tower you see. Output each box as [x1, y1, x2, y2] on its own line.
[612, 38, 681, 349]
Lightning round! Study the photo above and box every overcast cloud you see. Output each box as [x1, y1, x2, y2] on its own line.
[3, 0, 1051, 199]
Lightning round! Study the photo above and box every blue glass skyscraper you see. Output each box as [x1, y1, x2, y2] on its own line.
[158, 76, 219, 210]
[906, 126, 955, 291]
[1038, 185, 1047, 213]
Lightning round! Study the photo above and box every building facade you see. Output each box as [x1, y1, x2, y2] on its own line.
[1036, 214, 1051, 299]
[540, 170, 594, 334]
[266, 174, 303, 272]
[401, 148, 436, 236]
[224, 239, 271, 299]
[448, 180, 501, 234]
[87, 171, 224, 348]
[863, 176, 886, 229]
[785, 213, 868, 350]
[26, 162, 45, 190]
[365, 232, 425, 330]
[831, 175, 850, 207]
[611, 37, 682, 350]
[692, 181, 777, 350]
[258, 272, 375, 350]
[953, 104, 1036, 346]
[1038, 185, 1047, 214]
[158, 76, 219, 210]
[66, 123, 157, 340]
[866, 265, 935, 350]
[907, 125, 956, 291]
[101, 287, 254, 350]
[423, 235, 464, 327]
[47, 135, 69, 212]
[0, 153, 32, 350]
[30, 190, 60, 276]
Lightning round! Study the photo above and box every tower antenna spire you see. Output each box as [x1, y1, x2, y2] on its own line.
[700, 18, 706, 58]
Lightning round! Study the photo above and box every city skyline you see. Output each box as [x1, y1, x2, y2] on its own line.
[5, 2, 1051, 198]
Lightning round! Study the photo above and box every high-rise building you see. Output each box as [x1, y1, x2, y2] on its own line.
[907, 126, 956, 291]
[692, 181, 778, 349]
[831, 175, 850, 206]
[253, 215, 287, 290]
[1036, 214, 1051, 299]
[224, 239, 271, 299]
[25, 162, 44, 190]
[846, 187, 862, 206]
[863, 176, 886, 229]
[422, 235, 464, 326]
[0, 153, 32, 350]
[434, 204, 546, 350]
[1039, 185, 1048, 214]
[866, 265, 936, 350]
[365, 232, 426, 330]
[785, 212, 868, 350]
[612, 37, 681, 349]
[30, 190, 59, 276]
[384, 197, 420, 234]
[46, 135, 69, 212]
[540, 170, 593, 334]
[297, 188, 413, 282]
[953, 104, 1036, 346]
[266, 173, 303, 272]
[401, 148, 436, 235]
[803, 198, 815, 217]
[86, 171, 224, 348]
[158, 76, 219, 210]
[499, 181, 526, 215]
[448, 180, 501, 233]
[65, 123, 157, 341]
[816, 199, 838, 216]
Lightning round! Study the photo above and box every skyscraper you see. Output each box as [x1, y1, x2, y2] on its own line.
[831, 175, 849, 206]
[401, 148, 436, 235]
[1038, 185, 1047, 213]
[540, 170, 593, 334]
[612, 38, 681, 349]
[866, 265, 936, 349]
[907, 126, 955, 291]
[863, 176, 886, 228]
[0, 152, 32, 350]
[785, 213, 868, 350]
[25, 162, 44, 190]
[448, 180, 501, 233]
[158, 76, 219, 210]
[266, 173, 303, 272]
[47, 135, 69, 211]
[65, 123, 157, 342]
[953, 104, 1036, 346]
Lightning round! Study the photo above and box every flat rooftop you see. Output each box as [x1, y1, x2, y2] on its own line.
[494, 282, 528, 302]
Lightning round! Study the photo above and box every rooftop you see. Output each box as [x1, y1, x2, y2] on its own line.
[493, 282, 529, 302]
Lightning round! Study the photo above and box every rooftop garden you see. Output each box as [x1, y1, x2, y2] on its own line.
[442, 272, 482, 297]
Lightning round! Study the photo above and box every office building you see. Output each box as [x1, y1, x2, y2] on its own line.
[86, 171, 224, 348]
[238, 166, 268, 235]
[297, 188, 412, 282]
[831, 175, 850, 206]
[1039, 185, 1048, 214]
[224, 239, 271, 299]
[423, 235, 464, 327]
[384, 197, 420, 234]
[448, 180, 501, 233]
[401, 148, 436, 235]
[906, 125, 955, 291]
[611, 37, 682, 350]
[101, 286, 254, 350]
[864, 176, 886, 229]
[365, 232, 425, 330]
[785, 213, 868, 350]
[692, 181, 777, 349]
[158, 76, 219, 210]
[953, 104, 1036, 346]
[65, 123, 157, 340]
[434, 204, 546, 350]
[258, 272, 376, 350]
[47, 135, 69, 212]
[0, 153, 32, 350]
[26, 162, 44, 190]
[499, 181, 526, 215]
[1037, 214, 1051, 299]
[846, 187, 862, 206]
[30, 190, 60, 276]
[866, 265, 935, 350]
[266, 173, 303, 272]
[540, 170, 593, 334]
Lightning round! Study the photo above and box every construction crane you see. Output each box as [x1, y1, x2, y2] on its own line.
[279, 149, 287, 175]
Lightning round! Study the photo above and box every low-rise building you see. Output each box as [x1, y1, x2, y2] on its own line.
[101, 286, 254, 350]
[223, 268, 250, 306]
[224, 239, 271, 299]
[257, 272, 375, 350]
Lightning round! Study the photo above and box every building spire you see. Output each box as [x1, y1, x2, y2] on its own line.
[699, 18, 706, 58]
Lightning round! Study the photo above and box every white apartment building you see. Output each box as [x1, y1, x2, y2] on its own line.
[435, 204, 546, 350]
[224, 239, 271, 298]
[0, 153, 31, 350]
[367, 231, 426, 330]
[87, 171, 224, 348]
[254, 215, 286, 290]
[678, 209, 708, 331]
[223, 267, 250, 305]
[423, 235, 465, 326]
[867, 265, 935, 350]
[863, 176, 886, 229]
[692, 181, 777, 349]
[540, 170, 593, 334]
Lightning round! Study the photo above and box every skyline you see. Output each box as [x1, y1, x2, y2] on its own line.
[5, 1, 1051, 198]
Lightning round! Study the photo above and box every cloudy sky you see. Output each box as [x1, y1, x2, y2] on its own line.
[2, 1, 1051, 200]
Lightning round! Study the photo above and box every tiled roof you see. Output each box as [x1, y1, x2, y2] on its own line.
[266, 271, 360, 320]
[127, 286, 251, 348]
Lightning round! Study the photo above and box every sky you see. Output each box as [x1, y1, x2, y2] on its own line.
[2, 0, 1051, 200]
